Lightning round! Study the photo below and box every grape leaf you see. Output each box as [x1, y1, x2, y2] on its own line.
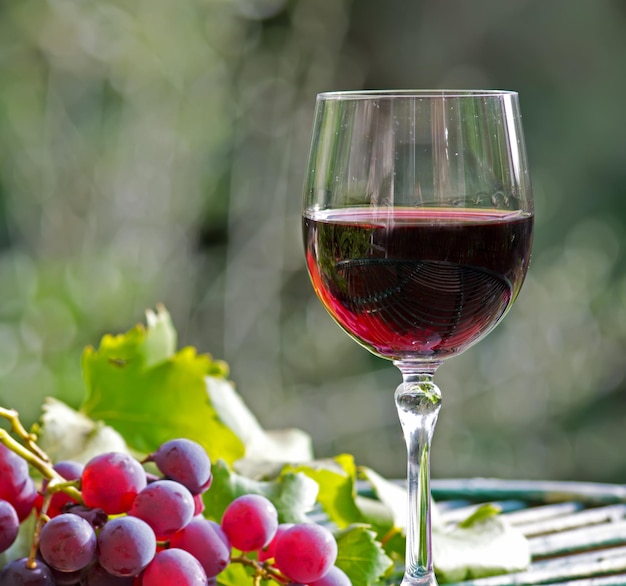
[215, 562, 254, 585]
[433, 513, 531, 582]
[335, 524, 394, 585]
[354, 495, 395, 536]
[360, 466, 442, 533]
[203, 459, 319, 524]
[206, 376, 314, 463]
[36, 397, 131, 464]
[360, 466, 408, 533]
[80, 307, 244, 464]
[359, 468, 530, 582]
[283, 454, 364, 529]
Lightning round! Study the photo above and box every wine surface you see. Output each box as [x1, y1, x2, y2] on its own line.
[303, 207, 533, 361]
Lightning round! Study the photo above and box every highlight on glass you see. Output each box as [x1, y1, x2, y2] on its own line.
[302, 89, 533, 585]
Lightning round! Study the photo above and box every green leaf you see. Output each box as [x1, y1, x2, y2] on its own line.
[433, 514, 531, 583]
[80, 307, 243, 464]
[360, 466, 442, 531]
[284, 454, 364, 529]
[215, 562, 254, 585]
[354, 495, 395, 535]
[360, 466, 408, 532]
[206, 376, 313, 463]
[202, 459, 319, 524]
[335, 524, 394, 585]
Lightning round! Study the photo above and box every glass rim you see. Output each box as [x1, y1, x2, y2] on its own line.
[317, 89, 519, 100]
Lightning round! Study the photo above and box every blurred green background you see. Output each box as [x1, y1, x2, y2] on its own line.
[1, 0, 625, 483]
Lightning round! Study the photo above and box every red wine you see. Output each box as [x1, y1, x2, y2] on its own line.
[303, 207, 533, 361]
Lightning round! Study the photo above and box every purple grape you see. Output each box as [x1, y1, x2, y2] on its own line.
[81, 452, 147, 515]
[39, 513, 97, 572]
[151, 439, 212, 495]
[207, 520, 230, 548]
[0, 499, 19, 553]
[66, 504, 109, 530]
[274, 524, 338, 584]
[145, 472, 162, 483]
[50, 566, 82, 585]
[80, 563, 135, 585]
[0, 557, 55, 585]
[221, 494, 278, 552]
[141, 549, 208, 586]
[97, 516, 156, 577]
[129, 479, 195, 538]
[168, 517, 231, 578]
[54, 460, 84, 479]
[310, 565, 351, 586]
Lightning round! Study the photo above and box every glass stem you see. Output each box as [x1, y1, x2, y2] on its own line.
[394, 362, 442, 586]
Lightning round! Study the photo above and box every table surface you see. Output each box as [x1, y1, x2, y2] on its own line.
[430, 477, 626, 585]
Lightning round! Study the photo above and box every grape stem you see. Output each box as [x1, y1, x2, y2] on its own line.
[0, 407, 51, 464]
[1, 407, 291, 585]
[0, 409, 84, 504]
[231, 555, 289, 583]
[28, 493, 53, 568]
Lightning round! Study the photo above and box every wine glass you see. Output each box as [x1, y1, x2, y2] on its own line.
[302, 90, 533, 585]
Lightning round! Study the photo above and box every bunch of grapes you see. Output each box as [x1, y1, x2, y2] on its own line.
[0, 411, 350, 585]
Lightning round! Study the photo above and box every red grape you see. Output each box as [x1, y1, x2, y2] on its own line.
[151, 439, 212, 495]
[81, 452, 147, 514]
[39, 513, 97, 572]
[310, 565, 351, 585]
[141, 549, 208, 586]
[258, 523, 294, 562]
[129, 479, 195, 538]
[168, 517, 231, 578]
[221, 494, 278, 552]
[207, 520, 229, 548]
[0, 499, 19, 553]
[97, 516, 156, 577]
[274, 524, 338, 584]
[192, 493, 204, 516]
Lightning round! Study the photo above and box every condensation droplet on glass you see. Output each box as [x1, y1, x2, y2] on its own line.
[491, 191, 505, 207]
